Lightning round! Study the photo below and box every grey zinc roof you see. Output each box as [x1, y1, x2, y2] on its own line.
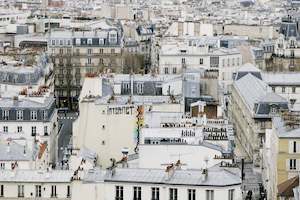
[0, 141, 32, 161]
[233, 73, 268, 112]
[273, 116, 300, 139]
[84, 166, 241, 187]
[95, 95, 179, 105]
[0, 96, 54, 108]
[259, 93, 288, 103]
[0, 170, 73, 183]
[262, 73, 300, 86]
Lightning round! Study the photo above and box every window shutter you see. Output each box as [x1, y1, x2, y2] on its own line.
[297, 142, 300, 153]
[286, 159, 290, 170]
[289, 141, 293, 154]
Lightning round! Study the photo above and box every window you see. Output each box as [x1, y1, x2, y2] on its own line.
[206, 190, 214, 200]
[169, 188, 178, 200]
[18, 185, 24, 197]
[35, 185, 41, 197]
[87, 49, 92, 55]
[87, 39, 92, 45]
[99, 39, 104, 45]
[31, 126, 37, 136]
[59, 48, 63, 54]
[200, 58, 203, 65]
[173, 67, 177, 74]
[133, 186, 141, 200]
[51, 185, 57, 197]
[111, 49, 115, 54]
[270, 106, 277, 114]
[0, 185, 3, 197]
[3, 110, 9, 120]
[137, 83, 143, 95]
[43, 110, 48, 120]
[0, 163, 4, 170]
[151, 187, 159, 200]
[289, 159, 296, 170]
[31, 111, 37, 120]
[182, 58, 186, 64]
[272, 87, 275, 92]
[67, 185, 71, 198]
[17, 126, 22, 133]
[293, 141, 297, 153]
[99, 58, 104, 64]
[16, 110, 23, 120]
[99, 48, 104, 54]
[76, 38, 81, 45]
[164, 67, 169, 74]
[87, 58, 92, 65]
[44, 126, 48, 136]
[116, 186, 123, 200]
[188, 189, 196, 200]
[282, 87, 286, 93]
[228, 189, 234, 200]
[51, 40, 55, 45]
[3, 126, 8, 133]
[292, 87, 296, 93]
[67, 40, 71, 45]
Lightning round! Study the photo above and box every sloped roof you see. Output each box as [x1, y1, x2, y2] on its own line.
[84, 166, 241, 187]
[0, 140, 32, 161]
[233, 73, 268, 112]
[259, 93, 288, 103]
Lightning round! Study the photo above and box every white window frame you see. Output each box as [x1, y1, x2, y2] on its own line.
[31, 111, 37, 120]
[16, 110, 23, 120]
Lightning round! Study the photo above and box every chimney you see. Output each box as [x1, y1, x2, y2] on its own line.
[165, 164, 175, 180]
[201, 168, 208, 182]
[13, 96, 18, 106]
[7, 142, 10, 153]
[121, 148, 129, 168]
[23, 145, 26, 156]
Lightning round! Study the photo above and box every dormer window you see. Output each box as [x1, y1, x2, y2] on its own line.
[76, 38, 81, 45]
[99, 38, 104, 45]
[270, 106, 277, 114]
[87, 39, 92, 45]
[2, 110, 9, 120]
[16, 110, 23, 120]
[31, 111, 37, 120]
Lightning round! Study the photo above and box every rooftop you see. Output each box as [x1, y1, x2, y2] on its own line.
[84, 165, 241, 187]
[0, 170, 73, 183]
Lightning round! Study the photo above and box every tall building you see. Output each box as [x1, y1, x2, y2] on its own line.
[48, 29, 145, 110]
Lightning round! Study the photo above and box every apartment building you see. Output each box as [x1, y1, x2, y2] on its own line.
[263, 73, 300, 111]
[0, 170, 72, 199]
[264, 114, 300, 199]
[72, 165, 242, 200]
[72, 75, 183, 168]
[48, 29, 121, 110]
[274, 16, 300, 58]
[229, 65, 289, 166]
[0, 94, 58, 165]
[158, 42, 242, 93]
[138, 111, 234, 169]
